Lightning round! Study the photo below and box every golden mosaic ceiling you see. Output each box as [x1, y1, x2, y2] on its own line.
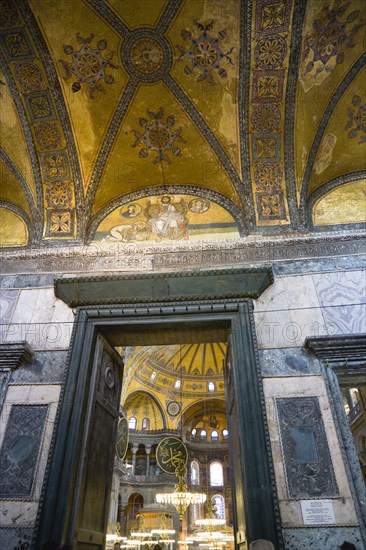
[0, 0, 365, 246]
[121, 344, 226, 430]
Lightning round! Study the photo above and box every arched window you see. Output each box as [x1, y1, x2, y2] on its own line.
[208, 382, 215, 392]
[191, 460, 200, 485]
[142, 417, 150, 430]
[200, 429, 207, 440]
[210, 461, 224, 486]
[212, 495, 225, 519]
[222, 428, 229, 439]
[211, 430, 219, 441]
[128, 417, 137, 430]
[150, 371, 157, 382]
[174, 379, 181, 390]
[191, 428, 197, 437]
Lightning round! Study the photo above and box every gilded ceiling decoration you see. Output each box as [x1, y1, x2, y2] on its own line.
[122, 344, 227, 431]
[0, 0, 365, 247]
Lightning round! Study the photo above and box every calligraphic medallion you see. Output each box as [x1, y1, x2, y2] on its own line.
[115, 413, 129, 461]
[156, 436, 188, 474]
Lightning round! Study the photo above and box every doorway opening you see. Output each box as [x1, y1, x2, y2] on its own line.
[106, 340, 235, 550]
[34, 300, 282, 550]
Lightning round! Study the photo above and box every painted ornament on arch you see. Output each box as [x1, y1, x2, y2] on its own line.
[300, 3, 363, 91]
[177, 20, 234, 85]
[345, 95, 366, 144]
[60, 33, 119, 98]
[132, 107, 185, 164]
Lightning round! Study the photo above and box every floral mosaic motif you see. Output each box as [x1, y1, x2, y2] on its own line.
[0, 0, 19, 28]
[254, 34, 287, 69]
[14, 61, 44, 91]
[132, 107, 185, 164]
[60, 33, 119, 99]
[35, 122, 61, 150]
[177, 20, 234, 85]
[257, 192, 284, 219]
[2, 30, 33, 59]
[130, 37, 164, 75]
[254, 163, 282, 190]
[252, 104, 281, 132]
[302, 3, 363, 77]
[253, 70, 284, 102]
[25, 91, 55, 122]
[252, 134, 280, 162]
[41, 151, 69, 180]
[45, 182, 72, 208]
[255, 0, 290, 35]
[345, 95, 366, 144]
[49, 211, 72, 233]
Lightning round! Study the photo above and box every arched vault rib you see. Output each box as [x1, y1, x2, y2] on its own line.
[283, 0, 308, 229]
[18, 2, 85, 237]
[300, 52, 366, 225]
[163, 73, 246, 211]
[0, 63, 43, 240]
[0, 146, 37, 210]
[0, 200, 34, 244]
[307, 170, 366, 230]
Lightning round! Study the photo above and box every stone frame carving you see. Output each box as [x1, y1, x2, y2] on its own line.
[276, 396, 338, 499]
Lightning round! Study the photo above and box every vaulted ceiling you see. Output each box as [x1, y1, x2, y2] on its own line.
[0, 0, 365, 247]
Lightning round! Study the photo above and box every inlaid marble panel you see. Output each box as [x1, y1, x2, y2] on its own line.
[313, 270, 366, 306]
[0, 289, 19, 323]
[276, 397, 338, 499]
[321, 304, 366, 335]
[283, 527, 363, 550]
[0, 404, 48, 498]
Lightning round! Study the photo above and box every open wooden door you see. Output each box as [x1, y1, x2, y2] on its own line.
[69, 334, 124, 549]
[224, 340, 248, 550]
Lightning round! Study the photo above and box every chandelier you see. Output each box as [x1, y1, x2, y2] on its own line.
[156, 463, 206, 520]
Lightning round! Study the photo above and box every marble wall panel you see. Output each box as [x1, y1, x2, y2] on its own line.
[259, 348, 322, 377]
[3, 287, 73, 350]
[313, 270, 366, 306]
[0, 385, 60, 527]
[321, 304, 366, 335]
[0, 289, 19, 323]
[283, 526, 363, 550]
[263, 376, 358, 529]
[0, 527, 33, 550]
[10, 350, 69, 384]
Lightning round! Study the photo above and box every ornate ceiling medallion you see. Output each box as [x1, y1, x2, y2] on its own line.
[121, 29, 173, 83]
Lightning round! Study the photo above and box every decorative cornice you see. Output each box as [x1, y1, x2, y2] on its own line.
[305, 334, 366, 369]
[0, 341, 34, 369]
[0, 230, 364, 274]
[53, 266, 274, 306]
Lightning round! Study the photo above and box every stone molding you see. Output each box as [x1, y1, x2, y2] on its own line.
[305, 334, 366, 370]
[0, 341, 34, 369]
[0, 231, 364, 275]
